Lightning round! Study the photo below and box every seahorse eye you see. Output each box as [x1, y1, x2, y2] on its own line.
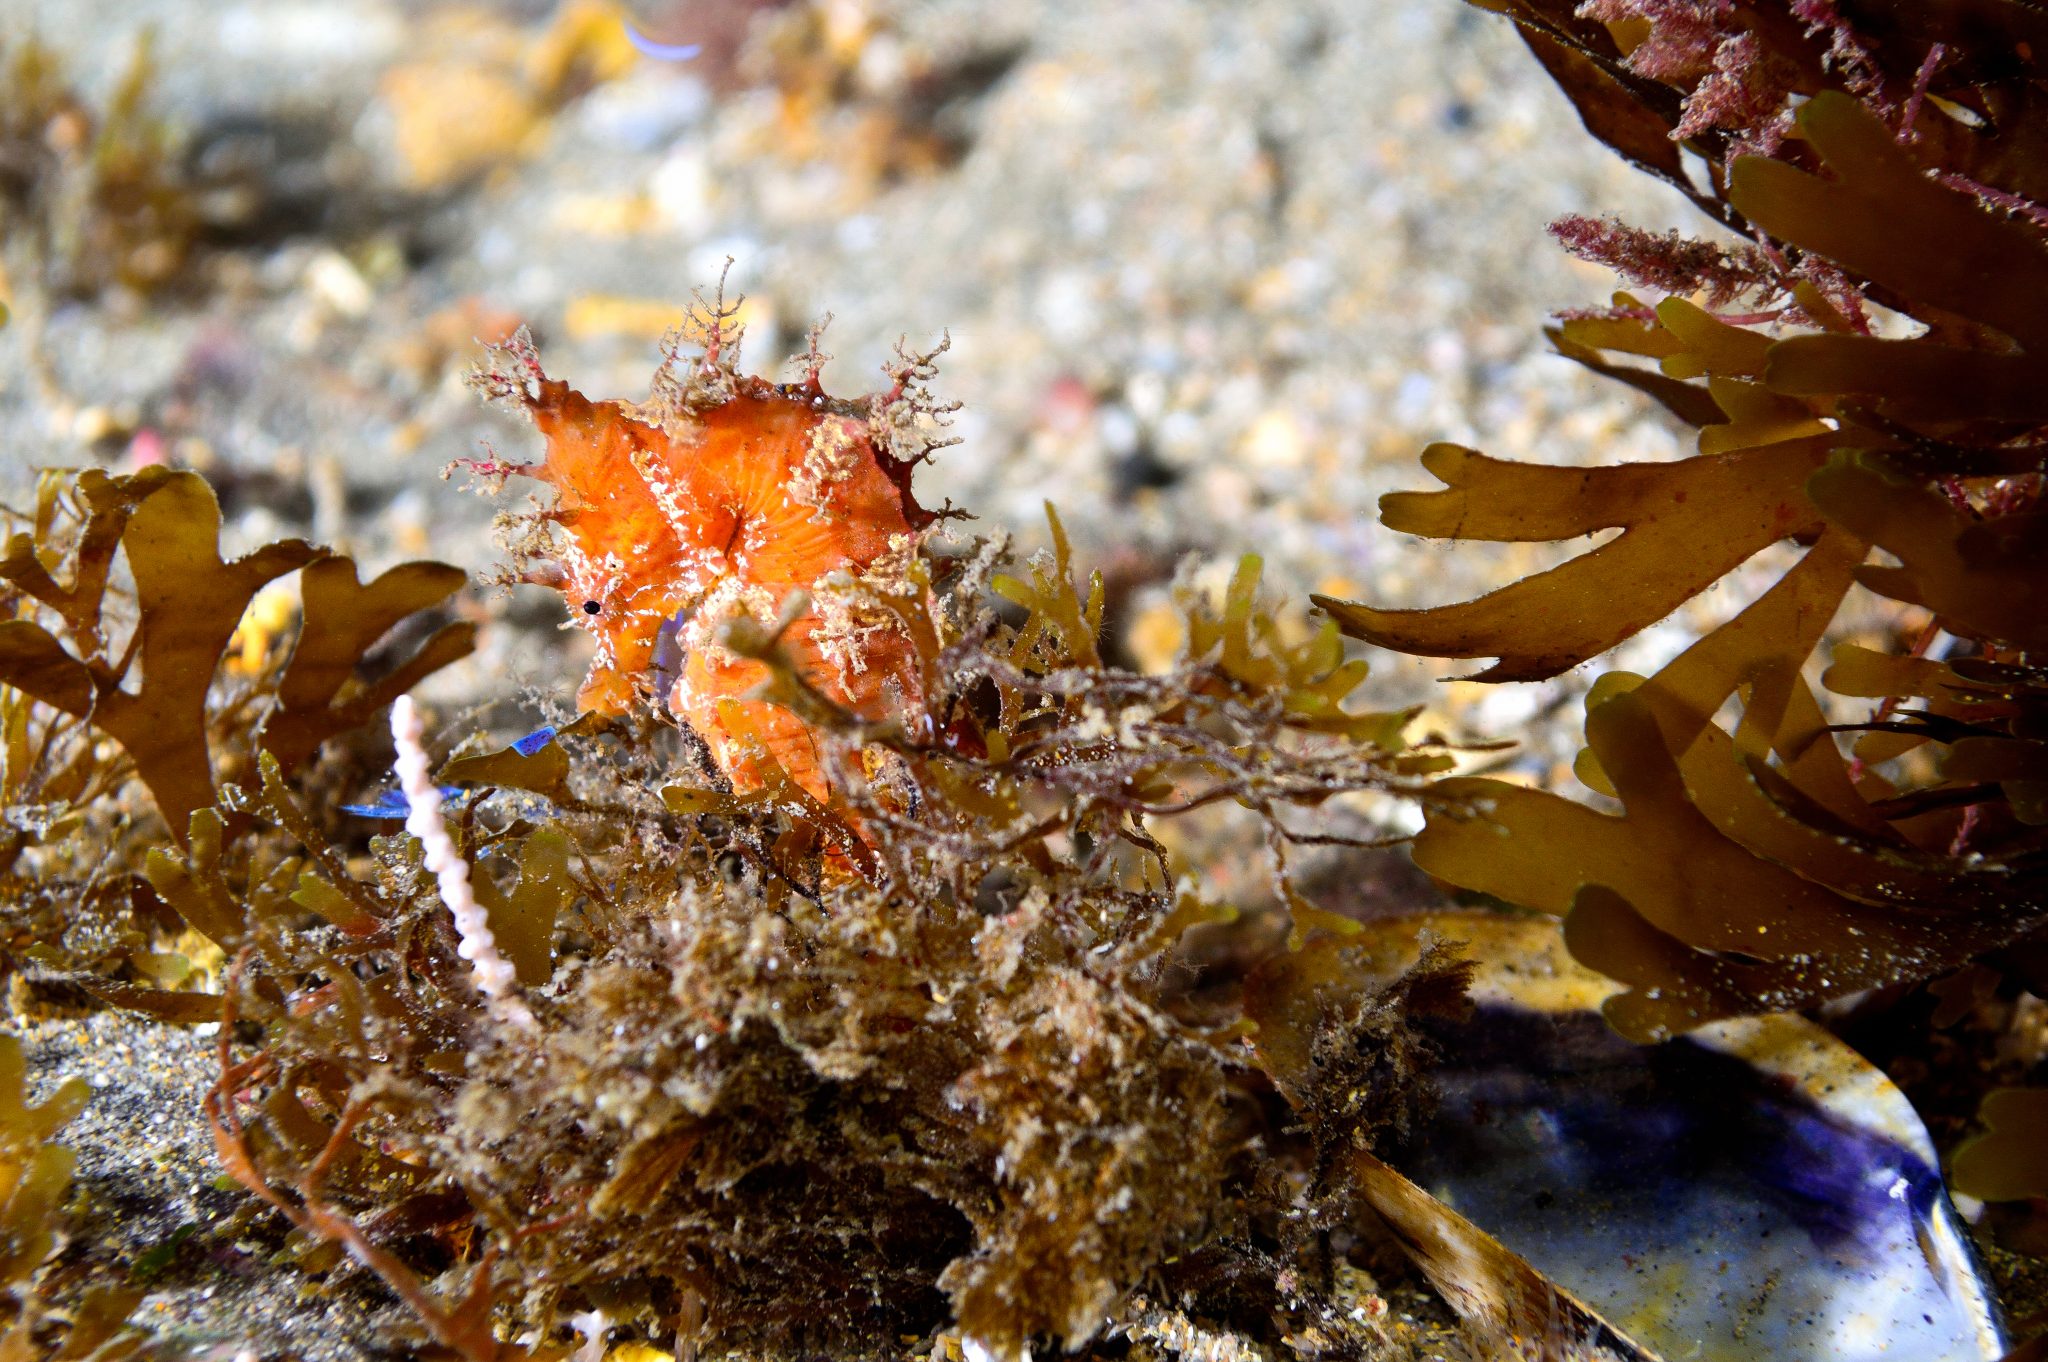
[582, 599, 602, 615]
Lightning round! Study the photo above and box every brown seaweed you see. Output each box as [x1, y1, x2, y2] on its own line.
[1326, 4, 2048, 1043]
[1321, 1, 2048, 1237]
[0, 466, 472, 1007]
[0, 35, 198, 302]
[0, 1032, 164, 1359]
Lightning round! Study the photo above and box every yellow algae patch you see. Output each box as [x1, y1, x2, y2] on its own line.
[604, 1344, 675, 1362]
[380, 2, 638, 189]
[225, 580, 299, 677]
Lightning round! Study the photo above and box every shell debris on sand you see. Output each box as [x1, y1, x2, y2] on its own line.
[20, 1012, 414, 1360]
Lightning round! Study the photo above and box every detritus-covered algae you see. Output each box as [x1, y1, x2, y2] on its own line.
[3, 291, 1477, 1359]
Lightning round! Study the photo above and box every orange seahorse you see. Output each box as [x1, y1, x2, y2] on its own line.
[469, 310, 950, 806]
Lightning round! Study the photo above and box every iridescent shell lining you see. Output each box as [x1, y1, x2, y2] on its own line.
[1359, 913, 2006, 1362]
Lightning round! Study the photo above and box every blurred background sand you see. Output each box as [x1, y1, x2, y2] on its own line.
[0, 0, 1716, 744]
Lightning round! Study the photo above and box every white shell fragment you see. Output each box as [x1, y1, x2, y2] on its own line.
[1358, 913, 2007, 1362]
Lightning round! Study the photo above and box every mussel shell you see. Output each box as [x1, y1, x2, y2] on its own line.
[1355, 913, 2006, 1362]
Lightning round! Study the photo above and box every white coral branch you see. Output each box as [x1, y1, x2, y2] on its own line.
[389, 695, 534, 1029]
